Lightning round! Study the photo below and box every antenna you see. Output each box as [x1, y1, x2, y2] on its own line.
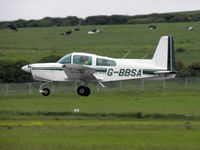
[141, 53, 149, 59]
[123, 50, 132, 59]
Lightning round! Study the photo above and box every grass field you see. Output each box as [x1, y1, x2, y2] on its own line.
[1, 22, 200, 149]
[0, 90, 200, 115]
[1, 119, 200, 150]
[1, 90, 200, 150]
[0, 22, 200, 64]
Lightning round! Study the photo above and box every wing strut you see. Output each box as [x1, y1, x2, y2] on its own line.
[98, 81, 105, 87]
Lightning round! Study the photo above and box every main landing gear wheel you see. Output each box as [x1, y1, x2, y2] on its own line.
[77, 86, 90, 96]
[41, 88, 50, 96]
[39, 82, 52, 96]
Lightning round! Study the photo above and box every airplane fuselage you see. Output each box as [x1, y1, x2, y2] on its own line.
[23, 52, 175, 83]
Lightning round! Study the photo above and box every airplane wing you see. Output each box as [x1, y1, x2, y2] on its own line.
[62, 64, 100, 81]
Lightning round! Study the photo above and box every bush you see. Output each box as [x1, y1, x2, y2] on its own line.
[136, 112, 144, 118]
[176, 48, 186, 52]
[185, 122, 192, 129]
[0, 59, 33, 83]
[176, 59, 189, 77]
[188, 62, 200, 76]
[0, 55, 62, 83]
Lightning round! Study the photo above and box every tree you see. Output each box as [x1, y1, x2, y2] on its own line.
[39, 55, 62, 63]
[62, 16, 80, 26]
[108, 15, 129, 24]
[169, 14, 187, 22]
[84, 16, 109, 25]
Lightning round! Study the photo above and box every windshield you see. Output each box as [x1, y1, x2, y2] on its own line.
[57, 54, 71, 64]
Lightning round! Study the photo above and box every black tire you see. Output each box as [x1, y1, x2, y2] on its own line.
[42, 88, 50, 96]
[84, 87, 90, 96]
[77, 86, 86, 96]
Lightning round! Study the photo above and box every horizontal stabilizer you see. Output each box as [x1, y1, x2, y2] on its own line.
[153, 70, 172, 74]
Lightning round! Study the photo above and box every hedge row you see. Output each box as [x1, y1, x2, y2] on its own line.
[1, 11, 200, 29]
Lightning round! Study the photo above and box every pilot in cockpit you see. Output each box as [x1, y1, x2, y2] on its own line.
[79, 56, 89, 65]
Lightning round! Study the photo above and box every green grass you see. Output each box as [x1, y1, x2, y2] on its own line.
[0, 90, 200, 116]
[1, 119, 200, 150]
[0, 22, 200, 64]
[1, 90, 200, 150]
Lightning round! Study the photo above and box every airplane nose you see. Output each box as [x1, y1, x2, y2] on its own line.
[21, 65, 31, 73]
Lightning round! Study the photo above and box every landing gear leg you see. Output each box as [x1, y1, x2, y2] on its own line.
[77, 86, 90, 96]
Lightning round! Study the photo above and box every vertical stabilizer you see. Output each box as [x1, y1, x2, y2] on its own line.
[152, 36, 176, 72]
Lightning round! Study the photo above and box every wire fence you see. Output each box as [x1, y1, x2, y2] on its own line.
[0, 77, 199, 96]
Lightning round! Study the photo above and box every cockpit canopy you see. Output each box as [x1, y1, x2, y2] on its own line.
[58, 53, 116, 66]
[57, 54, 92, 65]
[96, 58, 116, 66]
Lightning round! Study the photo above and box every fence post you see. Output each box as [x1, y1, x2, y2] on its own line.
[192, 109, 195, 117]
[163, 80, 166, 90]
[52, 84, 55, 94]
[185, 77, 188, 89]
[119, 80, 122, 91]
[141, 80, 144, 91]
[96, 83, 99, 93]
[74, 83, 77, 93]
[28, 83, 32, 95]
[5, 84, 8, 95]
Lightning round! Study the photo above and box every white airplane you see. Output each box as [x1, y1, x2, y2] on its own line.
[22, 36, 176, 96]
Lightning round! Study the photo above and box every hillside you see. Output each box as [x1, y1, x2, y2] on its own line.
[177, 10, 200, 15]
[0, 22, 199, 65]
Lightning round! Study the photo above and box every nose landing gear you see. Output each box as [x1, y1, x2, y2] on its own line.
[77, 86, 91, 96]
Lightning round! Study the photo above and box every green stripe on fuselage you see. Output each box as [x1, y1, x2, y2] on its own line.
[95, 68, 107, 73]
[32, 67, 64, 71]
[31, 67, 108, 73]
[143, 70, 155, 74]
[143, 69, 167, 74]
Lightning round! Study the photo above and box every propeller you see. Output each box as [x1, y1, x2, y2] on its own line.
[28, 64, 32, 73]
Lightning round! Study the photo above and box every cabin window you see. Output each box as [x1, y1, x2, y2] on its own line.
[96, 58, 116, 66]
[57, 54, 71, 64]
[73, 55, 92, 65]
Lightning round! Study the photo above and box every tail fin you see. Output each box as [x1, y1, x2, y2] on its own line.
[152, 36, 176, 72]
